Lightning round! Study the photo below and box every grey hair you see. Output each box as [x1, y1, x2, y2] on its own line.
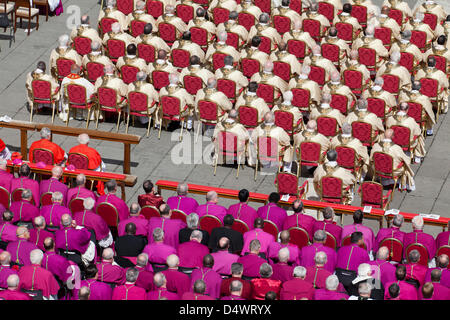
[52, 191, 63, 202]
[136, 0, 145, 10]
[83, 197, 95, 210]
[218, 31, 228, 42]
[168, 73, 179, 84]
[249, 239, 261, 252]
[102, 248, 114, 260]
[325, 275, 340, 291]
[282, 91, 293, 102]
[166, 254, 179, 268]
[61, 214, 72, 227]
[374, 77, 384, 86]
[58, 35, 70, 47]
[412, 215, 424, 230]
[278, 247, 290, 263]
[106, 0, 116, 7]
[206, 191, 218, 202]
[177, 183, 188, 196]
[301, 65, 311, 76]
[40, 127, 52, 139]
[22, 189, 32, 200]
[392, 214, 404, 227]
[153, 227, 164, 241]
[313, 230, 327, 242]
[341, 123, 352, 135]
[230, 280, 243, 292]
[125, 267, 139, 283]
[187, 213, 199, 228]
[390, 51, 401, 63]
[136, 71, 147, 81]
[408, 249, 421, 263]
[259, 263, 273, 278]
[358, 282, 373, 295]
[77, 133, 90, 145]
[190, 230, 203, 241]
[153, 272, 166, 287]
[231, 262, 243, 275]
[377, 246, 390, 260]
[111, 22, 121, 33]
[293, 266, 307, 278]
[315, 251, 327, 265]
[136, 253, 148, 267]
[30, 249, 44, 265]
[34, 216, 45, 228]
[91, 41, 102, 51]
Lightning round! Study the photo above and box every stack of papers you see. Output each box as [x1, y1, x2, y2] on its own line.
[419, 213, 441, 220]
[0, 116, 11, 122]
[384, 209, 400, 216]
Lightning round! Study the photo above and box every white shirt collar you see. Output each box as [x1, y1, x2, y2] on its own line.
[328, 161, 337, 167]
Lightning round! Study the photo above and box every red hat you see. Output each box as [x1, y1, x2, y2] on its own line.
[0, 139, 4, 152]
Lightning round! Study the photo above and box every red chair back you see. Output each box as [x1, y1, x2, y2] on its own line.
[0, 187, 10, 209]
[161, 96, 181, 118]
[31, 80, 51, 102]
[199, 215, 223, 234]
[137, 43, 156, 63]
[56, 58, 75, 80]
[117, 0, 134, 15]
[217, 78, 236, 100]
[171, 209, 187, 223]
[382, 74, 400, 94]
[212, 52, 227, 70]
[238, 12, 255, 31]
[324, 232, 337, 250]
[176, 4, 194, 24]
[299, 141, 321, 166]
[274, 110, 294, 134]
[273, 61, 291, 82]
[68, 153, 89, 170]
[11, 189, 25, 203]
[256, 83, 275, 105]
[302, 19, 320, 39]
[128, 91, 148, 115]
[399, 52, 414, 72]
[40, 192, 53, 207]
[171, 49, 190, 69]
[258, 36, 272, 54]
[276, 172, 299, 196]
[241, 58, 260, 78]
[358, 47, 376, 68]
[218, 131, 238, 157]
[183, 75, 203, 95]
[289, 0, 302, 13]
[317, 116, 338, 137]
[335, 22, 353, 42]
[130, 20, 147, 38]
[372, 152, 394, 178]
[158, 22, 176, 43]
[407, 102, 424, 124]
[106, 39, 126, 60]
[391, 125, 410, 151]
[289, 227, 309, 249]
[360, 181, 383, 208]
[99, 17, 117, 34]
[198, 100, 218, 123]
[254, 0, 271, 13]
[152, 70, 169, 90]
[287, 39, 306, 60]
[423, 12, 437, 30]
[213, 7, 229, 25]
[32, 148, 54, 165]
[257, 136, 278, 162]
[379, 237, 403, 262]
[226, 32, 240, 49]
[335, 146, 356, 171]
[405, 243, 429, 266]
[352, 121, 373, 146]
[309, 65, 326, 86]
[419, 78, 439, 98]
[389, 9, 403, 26]
[190, 27, 208, 46]
[140, 206, 160, 219]
[374, 27, 392, 46]
[69, 197, 85, 214]
[86, 62, 105, 82]
[343, 69, 363, 92]
[98, 87, 118, 108]
[73, 36, 92, 56]
[321, 43, 340, 63]
[67, 84, 88, 106]
[342, 235, 367, 249]
[273, 15, 291, 34]
[262, 220, 279, 238]
[292, 88, 310, 111]
[410, 30, 427, 50]
[146, 0, 164, 19]
[96, 202, 119, 228]
[351, 4, 367, 25]
[120, 65, 140, 84]
[318, 1, 334, 21]
[321, 176, 343, 202]
[431, 55, 447, 74]
[232, 219, 249, 235]
[330, 94, 348, 115]
[238, 106, 259, 128]
[367, 98, 386, 119]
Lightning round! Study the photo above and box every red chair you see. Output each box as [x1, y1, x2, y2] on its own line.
[290, 0, 302, 14]
[275, 172, 308, 197]
[40, 192, 53, 207]
[0, 187, 10, 209]
[158, 22, 177, 45]
[410, 30, 427, 52]
[330, 94, 349, 115]
[190, 27, 208, 47]
[67, 153, 89, 170]
[127, 91, 154, 136]
[146, 0, 164, 19]
[192, 0, 208, 5]
[273, 61, 291, 82]
[419, 78, 441, 118]
[309, 65, 326, 86]
[96, 202, 119, 233]
[289, 227, 310, 249]
[359, 181, 392, 210]
[117, 0, 134, 15]
[374, 27, 392, 48]
[292, 88, 311, 113]
[341, 235, 367, 249]
[11, 188, 26, 203]
[372, 151, 402, 192]
[320, 176, 347, 204]
[238, 105, 259, 129]
[352, 121, 374, 147]
[30, 79, 58, 123]
[106, 39, 126, 63]
[391, 125, 412, 154]
[32, 148, 54, 165]
[399, 52, 415, 72]
[358, 47, 376, 72]
[389, 9, 403, 26]
[151, 70, 170, 90]
[367, 97, 387, 121]
[423, 12, 438, 31]
[55, 58, 76, 82]
[183, 75, 203, 96]
[240, 58, 260, 78]
[85, 61, 105, 83]
[65, 83, 96, 128]
[196, 99, 219, 142]
[140, 205, 160, 219]
[171, 209, 187, 224]
[176, 4, 194, 24]
[73, 36, 92, 56]
[171, 48, 190, 69]
[287, 39, 307, 61]
[97, 86, 125, 132]
[120, 65, 140, 85]
[321, 43, 340, 68]
[317, 116, 338, 138]
[232, 219, 249, 235]
[381, 74, 400, 96]
[158, 96, 187, 141]
[238, 12, 256, 32]
[212, 52, 227, 70]
[130, 19, 147, 38]
[254, 0, 271, 13]
[273, 15, 291, 35]
[99, 17, 118, 36]
[318, 1, 335, 22]
[351, 4, 367, 26]
[137, 43, 156, 63]
[199, 215, 223, 234]
[213, 7, 229, 25]
[274, 109, 296, 136]
[256, 83, 276, 107]
[68, 197, 85, 214]
[254, 136, 280, 180]
[335, 22, 354, 44]
[405, 243, 429, 266]
[217, 78, 237, 101]
[214, 131, 244, 177]
[226, 32, 240, 49]
[324, 232, 337, 250]
[335, 145, 361, 179]
[263, 220, 279, 239]
[343, 69, 364, 95]
[258, 36, 272, 54]
[407, 102, 426, 133]
[379, 237, 403, 262]
[429, 54, 447, 74]
[298, 141, 321, 168]
[302, 19, 321, 41]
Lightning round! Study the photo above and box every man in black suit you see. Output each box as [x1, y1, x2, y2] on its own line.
[114, 222, 147, 268]
[209, 214, 244, 254]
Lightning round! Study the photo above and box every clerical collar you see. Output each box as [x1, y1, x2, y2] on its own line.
[156, 59, 165, 64]
[380, 14, 388, 18]
[331, 81, 340, 85]
[259, 22, 268, 26]
[127, 54, 136, 58]
[313, 53, 321, 57]
[247, 91, 257, 96]
[328, 161, 337, 167]
[166, 13, 174, 16]
[411, 90, 419, 94]
[397, 111, 406, 116]
[223, 65, 233, 69]
[265, 122, 275, 126]
[225, 118, 235, 124]
[306, 128, 315, 133]
[299, 74, 308, 79]
[81, 24, 90, 27]
[341, 134, 351, 138]
[59, 46, 68, 49]
[218, 41, 226, 45]
[341, 12, 349, 16]
[425, 0, 434, 4]
[282, 101, 292, 106]
[372, 85, 382, 91]
[35, 69, 44, 74]
[91, 51, 101, 55]
[400, 39, 409, 44]
[168, 83, 178, 87]
[263, 70, 272, 74]
[191, 64, 199, 68]
[135, 10, 144, 14]
[382, 138, 392, 143]
[251, 46, 259, 50]
[321, 103, 330, 109]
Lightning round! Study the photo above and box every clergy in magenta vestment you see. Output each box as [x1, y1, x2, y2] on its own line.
[10, 200, 39, 223]
[39, 177, 68, 206]
[10, 176, 40, 208]
[299, 243, 337, 273]
[267, 242, 300, 266]
[29, 228, 55, 251]
[143, 242, 177, 265]
[95, 192, 129, 222]
[236, 253, 266, 278]
[312, 220, 342, 248]
[96, 260, 126, 285]
[42, 251, 73, 282]
[280, 278, 315, 300]
[112, 283, 147, 300]
[256, 202, 287, 232]
[133, 265, 154, 292]
[241, 227, 275, 255]
[419, 282, 450, 300]
[211, 250, 239, 276]
[147, 287, 180, 300]
[190, 266, 223, 299]
[0, 288, 32, 300]
[54, 225, 91, 255]
[0, 221, 18, 243]
[67, 186, 97, 202]
[18, 264, 60, 298]
[40, 203, 71, 228]
[336, 243, 370, 272]
[271, 262, 294, 283]
[368, 259, 397, 288]
[147, 216, 186, 249]
[425, 267, 450, 288]
[73, 278, 113, 300]
[403, 229, 436, 260]
[181, 292, 215, 300]
[0, 265, 18, 289]
[227, 202, 258, 231]
[384, 280, 418, 300]
[282, 212, 317, 241]
[73, 209, 110, 243]
[166, 195, 199, 215]
[177, 239, 210, 268]
[7, 239, 39, 266]
[405, 262, 427, 287]
[162, 267, 191, 296]
[304, 265, 334, 289]
[341, 223, 375, 254]
[194, 201, 228, 223]
[313, 288, 349, 300]
[373, 225, 406, 254]
[220, 294, 246, 300]
[118, 216, 148, 237]
[0, 167, 13, 192]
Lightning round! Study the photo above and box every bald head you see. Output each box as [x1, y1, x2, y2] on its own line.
[0, 251, 11, 265]
[51, 166, 63, 179]
[306, 119, 317, 131]
[264, 111, 275, 125]
[280, 230, 290, 244]
[384, 128, 394, 140]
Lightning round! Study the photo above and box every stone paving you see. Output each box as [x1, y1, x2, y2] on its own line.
[0, 0, 449, 237]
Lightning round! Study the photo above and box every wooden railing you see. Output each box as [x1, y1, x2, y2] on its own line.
[155, 180, 450, 231]
[0, 120, 141, 174]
